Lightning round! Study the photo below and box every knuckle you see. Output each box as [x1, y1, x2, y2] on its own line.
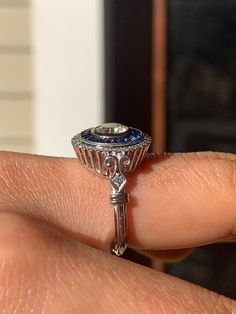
[211, 293, 235, 314]
[222, 159, 236, 194]
[0, 152, 38, 212]
[206, 154, 236, 210]
[184, 152, 236, 195]
[209, 153, 236, 190]
[187, 284, 234, 314]
[0, 153, 18, 209]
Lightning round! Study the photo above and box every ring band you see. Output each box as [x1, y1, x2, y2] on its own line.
[71, 123, 151, 256]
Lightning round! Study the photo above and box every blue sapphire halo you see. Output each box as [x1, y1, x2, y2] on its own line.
[71, 123, 152, 173]
[80, 126, 143, 145]
[72, 123, 151, 150]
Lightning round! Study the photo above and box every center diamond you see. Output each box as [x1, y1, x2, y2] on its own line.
[94, 123, 128, 135]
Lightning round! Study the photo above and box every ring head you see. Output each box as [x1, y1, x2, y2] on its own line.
[93, 123, 129, 135]
[71, 123, 151, 257]
[72, 123, 151, 176]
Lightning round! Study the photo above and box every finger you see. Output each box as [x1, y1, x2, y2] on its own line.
[0, 151, 112, 252]
[128, 151, 236, 249]
[136, 248, 193, 272]
[0, 151, 236, 251]
[1, 212, 235, 314]
[140, 248, 194, 262]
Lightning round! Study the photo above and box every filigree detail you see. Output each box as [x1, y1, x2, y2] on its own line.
[104, 152, 131, 193]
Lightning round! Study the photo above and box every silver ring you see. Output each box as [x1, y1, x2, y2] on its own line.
[71, 122, 151, 256]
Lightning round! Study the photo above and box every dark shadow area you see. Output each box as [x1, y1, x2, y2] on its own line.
[167, 0, 236, 298]
[104, 0, 152, 134]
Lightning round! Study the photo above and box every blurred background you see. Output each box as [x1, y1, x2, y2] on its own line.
[0, 0, 235, 298]
[0, 0, 103, 156]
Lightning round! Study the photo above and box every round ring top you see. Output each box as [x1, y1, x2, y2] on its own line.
[72, 122, 152, 179]
[81, 123, 143, 145]
[71, 122, 151, 152]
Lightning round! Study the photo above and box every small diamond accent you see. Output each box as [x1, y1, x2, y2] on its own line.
[113, 175, 125, 187]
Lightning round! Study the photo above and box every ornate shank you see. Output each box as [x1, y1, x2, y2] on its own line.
[105, 152, 130, 256]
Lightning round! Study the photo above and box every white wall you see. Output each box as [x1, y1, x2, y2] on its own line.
[32, 0, 104, 156]
[0, 3, 33, 154]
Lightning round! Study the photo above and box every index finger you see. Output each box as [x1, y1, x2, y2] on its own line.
[0, 151, 235, 251]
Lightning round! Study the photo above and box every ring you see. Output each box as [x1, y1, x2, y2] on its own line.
[71, 122, 151, 256]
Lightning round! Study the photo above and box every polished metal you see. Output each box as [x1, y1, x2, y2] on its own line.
[105, 152, 130, 255]
[72, 122, 151, 256]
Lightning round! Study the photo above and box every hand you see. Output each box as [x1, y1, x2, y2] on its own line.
[0, 151, 235, 313]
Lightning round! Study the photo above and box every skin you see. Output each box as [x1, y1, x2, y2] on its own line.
[0, 150, 235, 313]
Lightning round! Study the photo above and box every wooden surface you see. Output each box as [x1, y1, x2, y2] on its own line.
[152, 0, 167, 152]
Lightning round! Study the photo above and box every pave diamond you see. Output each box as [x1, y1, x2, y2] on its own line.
[113, 174, 125, 187]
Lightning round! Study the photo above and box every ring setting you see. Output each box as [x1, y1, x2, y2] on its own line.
[71, 122, 151, 256]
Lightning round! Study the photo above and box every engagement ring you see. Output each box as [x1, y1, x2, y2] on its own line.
[71, 123, 151, 256]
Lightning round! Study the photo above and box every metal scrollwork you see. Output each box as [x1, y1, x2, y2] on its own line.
[104, 152, 131, 256]
[104, 152, 131, 193]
